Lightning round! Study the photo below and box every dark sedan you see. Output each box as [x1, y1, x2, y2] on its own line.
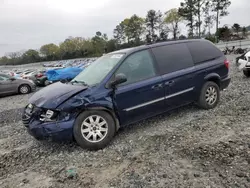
[0, 73, 36, 96]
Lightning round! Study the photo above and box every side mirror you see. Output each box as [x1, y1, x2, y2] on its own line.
[110, 73, 127, 88]
[9, 77, 16, 81]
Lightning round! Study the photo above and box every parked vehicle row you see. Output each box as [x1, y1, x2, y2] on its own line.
[1, 58, 96, 89]
[22, 39, 231, 150]
[43, 58, 97, 68]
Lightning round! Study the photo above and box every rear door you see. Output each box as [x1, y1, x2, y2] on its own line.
[186, 41, 227, 93]
[113, 49, 165, 126]
[151, 43, 195, 109]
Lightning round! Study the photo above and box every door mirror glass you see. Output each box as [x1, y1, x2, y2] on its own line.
[110, 73, 127, 88]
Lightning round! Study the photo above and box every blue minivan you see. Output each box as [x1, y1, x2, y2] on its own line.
[22, 39, 231, 150]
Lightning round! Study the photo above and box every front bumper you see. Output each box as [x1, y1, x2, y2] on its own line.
[220, 76, 231, 90]
[22, 106, 75, 141]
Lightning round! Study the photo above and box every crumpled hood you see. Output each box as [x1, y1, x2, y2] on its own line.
[29, 82, 88, 109]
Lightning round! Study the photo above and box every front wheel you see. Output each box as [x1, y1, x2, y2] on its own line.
[73, 110, 116, 150]
[19, 84, 31, 94]
[198, 81, 220, 110]
[44, 79, 51, 86]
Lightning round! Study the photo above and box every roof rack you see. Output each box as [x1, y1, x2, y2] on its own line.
[146, 38, 203, 45]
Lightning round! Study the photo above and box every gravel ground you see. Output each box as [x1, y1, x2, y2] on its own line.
[0, 55, 249, 188]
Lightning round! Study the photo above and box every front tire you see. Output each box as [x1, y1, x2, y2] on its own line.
[19, 84, 31, 94]
[73, 110, 116, 150]
[198, 81, 220, 109]
[44, 80, 50, 86]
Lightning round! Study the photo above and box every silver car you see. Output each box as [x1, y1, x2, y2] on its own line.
[0, 73, 36, 96]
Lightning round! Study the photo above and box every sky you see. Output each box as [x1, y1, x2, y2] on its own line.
[0, 0, 249, 56]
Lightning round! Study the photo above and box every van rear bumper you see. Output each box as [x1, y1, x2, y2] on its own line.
[220, 76, 231, 90]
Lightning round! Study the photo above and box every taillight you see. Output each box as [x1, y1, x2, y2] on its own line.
[224, 59, 229, 69]
[36, 73, 43, 78]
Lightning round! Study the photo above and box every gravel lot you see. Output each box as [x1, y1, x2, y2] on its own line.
[0, 55, 249, 188]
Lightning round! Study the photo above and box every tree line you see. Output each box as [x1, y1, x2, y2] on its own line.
[1, 0, 246, 66]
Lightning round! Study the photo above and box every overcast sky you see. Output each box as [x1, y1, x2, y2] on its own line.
[0, 0, 249, 56]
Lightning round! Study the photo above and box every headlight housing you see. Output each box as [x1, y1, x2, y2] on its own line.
[40, 109, 58, 121]
[46, 110, 54, 119]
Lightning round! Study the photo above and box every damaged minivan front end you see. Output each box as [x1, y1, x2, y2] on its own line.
[22, 53, 124, 148]
[22, 81, 91, 141]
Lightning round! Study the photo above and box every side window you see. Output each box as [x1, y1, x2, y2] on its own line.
[115, 50, 156, 85]
[151, 43, 194, 75]
[0, 75, 8, 81]
[187, 41, 223, 64]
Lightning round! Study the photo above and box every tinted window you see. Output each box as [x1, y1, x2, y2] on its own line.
[151, 43, 194, 75]
[187, 41, 223, 64]
[115, 50, 156, 85]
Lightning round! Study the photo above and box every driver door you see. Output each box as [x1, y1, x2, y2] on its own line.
[113, 49, 165, 126]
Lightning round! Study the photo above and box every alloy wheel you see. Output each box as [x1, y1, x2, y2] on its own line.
[81, 115, 108, 143]
[205, 86, 218, 106]
[20, 86, 29, 94]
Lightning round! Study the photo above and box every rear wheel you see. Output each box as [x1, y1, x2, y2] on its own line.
[73, 110, 116, 150]
[243, 69, 250, 77]
[44, 80, 50, 86]
[19, 84, 31, 94]
[198, 81, 220, 109]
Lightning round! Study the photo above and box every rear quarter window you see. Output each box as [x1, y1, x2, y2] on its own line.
[187, 40, 223, 64]
[151, 43, 194, 75]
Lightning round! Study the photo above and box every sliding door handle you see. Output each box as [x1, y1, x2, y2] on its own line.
[151, 84, 163, 90]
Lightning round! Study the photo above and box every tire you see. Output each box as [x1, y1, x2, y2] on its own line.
[73, 110, 116, 150]
[44, 80, 50, 86]
[19, 84, 31, 94]
[243, 70, 250, 77]
[198, 81, 220, 110]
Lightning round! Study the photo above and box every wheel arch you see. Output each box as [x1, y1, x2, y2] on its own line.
[204, 73, 221, 88]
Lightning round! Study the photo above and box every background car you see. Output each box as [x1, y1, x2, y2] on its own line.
[0, 73, 36, 96]
[21, 70, 36, 79]
[29, 70, 49, 87]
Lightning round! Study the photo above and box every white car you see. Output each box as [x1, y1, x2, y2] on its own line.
[237, 51, 250, 77]
[21, 70, 37, 79]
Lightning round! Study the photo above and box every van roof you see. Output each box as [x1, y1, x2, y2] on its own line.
[109, 39, 206, 55]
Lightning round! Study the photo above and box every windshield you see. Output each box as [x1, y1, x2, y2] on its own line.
[71, 53, 124, 86]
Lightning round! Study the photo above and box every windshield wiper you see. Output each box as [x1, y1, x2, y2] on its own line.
[71, 80, 88, 86]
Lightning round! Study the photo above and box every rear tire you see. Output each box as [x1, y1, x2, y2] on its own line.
[198, 81, 220, 110]
[73, 110, 116, 150]
[243, 69, 250, 77]
[19, 84, 31, 94]
[44, 80, 50, 86]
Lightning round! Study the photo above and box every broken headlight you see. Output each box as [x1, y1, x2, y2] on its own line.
[40, 109, 58, 122]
